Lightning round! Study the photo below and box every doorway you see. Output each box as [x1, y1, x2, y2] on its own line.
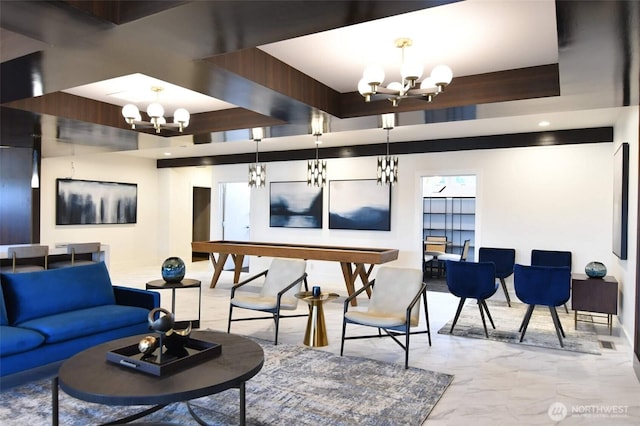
[192, 186, 211, 262]
[421, 175, 477, 261]
[221, 182, 250, 270]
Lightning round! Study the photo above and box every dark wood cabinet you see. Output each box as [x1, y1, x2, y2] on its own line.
[571, 273, 618, 335]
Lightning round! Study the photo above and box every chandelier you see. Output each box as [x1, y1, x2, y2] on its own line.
[358, 38, 453, 107]
[248, 128, 266, 188]
[121, 87, 190, 133]
[307, 134, 326, 187]
[377, 113, 397, 185]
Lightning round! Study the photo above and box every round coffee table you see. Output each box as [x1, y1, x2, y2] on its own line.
[54, 330, 263, 425]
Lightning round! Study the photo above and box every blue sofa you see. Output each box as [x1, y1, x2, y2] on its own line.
[0, 262, 159, 378]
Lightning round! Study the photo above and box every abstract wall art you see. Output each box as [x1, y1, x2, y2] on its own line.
[328, 179, 391, 231]
[269, 181, 323, 228]
[56, 178, 137, 225]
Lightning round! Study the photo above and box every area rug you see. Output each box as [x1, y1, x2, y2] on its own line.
[437, 300, 601, 355]
[0, 339, 453, 425]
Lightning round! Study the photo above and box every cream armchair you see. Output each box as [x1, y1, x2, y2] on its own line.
[227, 258, 308, 345]
[340, 266, 431, 369]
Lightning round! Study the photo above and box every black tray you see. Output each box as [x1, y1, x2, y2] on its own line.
[106, 338, 221, 376]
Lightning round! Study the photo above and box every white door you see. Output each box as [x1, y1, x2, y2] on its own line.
[221, 182, 250, 270]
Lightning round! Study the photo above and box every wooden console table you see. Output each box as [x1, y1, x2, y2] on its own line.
[191, 240, 398, 305]
[571, 273, 618, 335]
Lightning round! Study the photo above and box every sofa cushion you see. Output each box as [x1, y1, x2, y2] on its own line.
[17, 304, 150, 344]
[0, 325, 45, 357]
[1, 262, 116, 324]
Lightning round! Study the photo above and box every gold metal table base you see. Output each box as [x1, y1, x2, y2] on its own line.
[296, 291, 339, 347]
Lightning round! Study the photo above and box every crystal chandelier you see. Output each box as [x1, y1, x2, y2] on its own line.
[377, 113, 397, 185]
[248, 128, 266, 188]
[121, 87, 190, 133]
[307, 134, 326, 187]
[358, 38, 453, 107]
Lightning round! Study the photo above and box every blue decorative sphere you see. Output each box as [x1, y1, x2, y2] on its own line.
[585, 261, 606, 278]
[161, 257, 185, 283]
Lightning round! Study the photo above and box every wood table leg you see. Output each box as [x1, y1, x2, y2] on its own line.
[340, 262, 358, 306]
[209, 252, 229, 288]
[341, 262, 378, 306]
[356, 263, 374, 298]
[232, 254, 245, 283]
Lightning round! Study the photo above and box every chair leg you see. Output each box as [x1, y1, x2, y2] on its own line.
[340, 319, 347, 356]
[405, 326, 410, 369]
[563, 303, 569, 314]
[549, 306, 565, 347]
[477, 300, 489, 338]
[519, 305, 535, 342]
[227, 304, 234, 333]
[480, 300, 496, 329]
[450, 297, 467, 333]
[273, 313, 280, 345]
[499, 278, 511, 307]
[422, 291, 431, 346]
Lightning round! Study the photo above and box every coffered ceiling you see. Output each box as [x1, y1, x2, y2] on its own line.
[1, 0, 638, 163]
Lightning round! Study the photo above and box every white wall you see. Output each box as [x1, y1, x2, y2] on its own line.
[611, 106, 639, 344]
[41, 152, 213, 269]
[39, 113, 638, 345]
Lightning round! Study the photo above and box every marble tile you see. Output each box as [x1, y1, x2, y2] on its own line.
[109, 261, 640, 425]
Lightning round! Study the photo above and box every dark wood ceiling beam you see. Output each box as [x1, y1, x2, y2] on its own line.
[206, 48, 341, 117]
[158, 126, 613, 168]
[4, 92, 285, 137]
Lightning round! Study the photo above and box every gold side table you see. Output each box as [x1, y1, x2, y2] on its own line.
[295, 291, 339, 347]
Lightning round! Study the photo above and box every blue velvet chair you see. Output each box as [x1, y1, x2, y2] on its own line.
[514, 264, 571, 347]
[531, 249, 572, 313]
[478, 247, 516, 307]
[445, 260, 498, 337]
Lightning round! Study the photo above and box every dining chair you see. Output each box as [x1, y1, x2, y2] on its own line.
[227, 258, 308, 345]
[478, 247, 516, 307]
[531, 249, 572, 313]
[514, 264, 571, 347]
[341, 266, 430, 369]
[424, 236, 447, 278]
[2, 245, 49, 273]
[49, 242, 101, 269]
[445, 260, 498, 337]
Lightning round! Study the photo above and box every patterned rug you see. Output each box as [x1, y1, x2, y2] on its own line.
[437, 299, 601, 355]
[0, 338, 453, 425]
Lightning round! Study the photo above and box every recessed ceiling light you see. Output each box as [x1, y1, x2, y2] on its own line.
[163, 152, 172, 156]
[538, 120, 550, 127]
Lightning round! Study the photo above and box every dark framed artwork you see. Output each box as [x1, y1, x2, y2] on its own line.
[270, 181, 323, 228]
[56, 178, 137, 225]
[612, 143, 629, 259]
[329, 179, 391, 231]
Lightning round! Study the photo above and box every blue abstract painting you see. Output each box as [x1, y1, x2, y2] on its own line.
[270, 181, 323, 228]
[329, 179, 391, 231]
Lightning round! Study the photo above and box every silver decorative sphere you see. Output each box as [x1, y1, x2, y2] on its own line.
[138, 335, 158, 355]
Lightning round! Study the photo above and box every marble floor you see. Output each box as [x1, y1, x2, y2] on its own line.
[110, 260, 640, 425]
